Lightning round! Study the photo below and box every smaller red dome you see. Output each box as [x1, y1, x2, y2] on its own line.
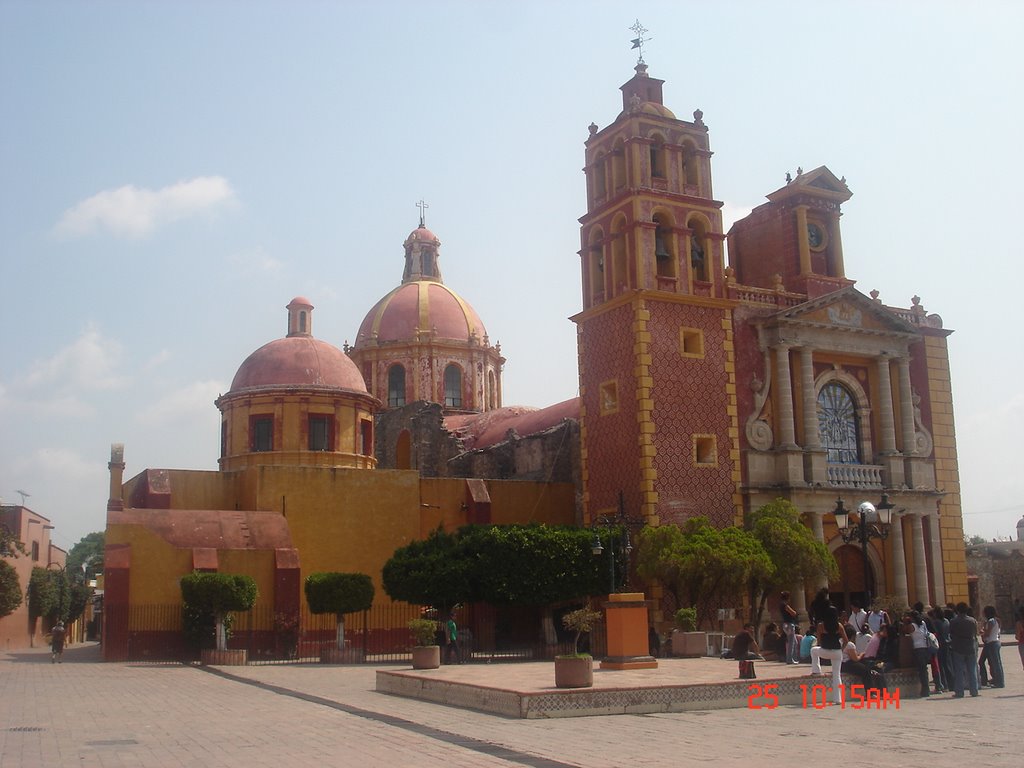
[288, 296, 313, 308]
[230, 336, 367, 393]
[405, 226, 439, 244]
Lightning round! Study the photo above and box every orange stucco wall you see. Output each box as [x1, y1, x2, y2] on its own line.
[108, 464, 577, 616]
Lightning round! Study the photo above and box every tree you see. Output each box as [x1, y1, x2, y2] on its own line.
[27, 567, 59, 628]
[304, 572, 375, 650]
[67, 532, 104, 580]
[382, 527, 472, 613]
[0, 522, 25, 619]
[964, 534, 987, 546]
[459, 524, 604, 605]
[382, 524, 605, 611]
[636, 518, 771, 629]
[744, 498, 838, 630]
[180, 572, 258, 651]
[0, 561, 21, 618]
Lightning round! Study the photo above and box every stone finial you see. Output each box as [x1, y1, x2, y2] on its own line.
[786, 172, 792, 184]
[693, 108, 704, 126]
[796, 166, 803, 176]
[588, 122, 598, 135]
[870, 289, 880, 302]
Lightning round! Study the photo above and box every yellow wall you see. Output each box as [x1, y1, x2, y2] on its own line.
[925, 335, 968, 603]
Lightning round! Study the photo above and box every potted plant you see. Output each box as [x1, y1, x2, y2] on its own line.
[555, 607, 602, 688]
[408, 617, 441, 669]
[670, 607, 706, 657]
[181, 572, 258, 666]
[305, 572, 375, 663]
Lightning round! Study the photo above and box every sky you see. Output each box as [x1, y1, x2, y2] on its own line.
[2, 1, 1022, 551]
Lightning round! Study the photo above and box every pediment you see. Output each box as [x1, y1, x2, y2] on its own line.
[766, 287, 919, 337]
[766, 165, 852, 204]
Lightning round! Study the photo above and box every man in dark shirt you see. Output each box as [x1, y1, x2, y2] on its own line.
[948, 602, 979, 698]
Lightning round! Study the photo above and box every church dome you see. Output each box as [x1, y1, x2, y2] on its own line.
[230, 336, 368, 393]
[229, 297, 368, 394]
[354, 281, 488, 347]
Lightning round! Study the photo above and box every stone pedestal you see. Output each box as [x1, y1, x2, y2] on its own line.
[320, 647, 366, 664]
[600, 592, 658, 670]
[200, 648, 247, 666]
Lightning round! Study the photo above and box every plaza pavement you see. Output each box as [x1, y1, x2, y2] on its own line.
[1, 641, 1019, 768]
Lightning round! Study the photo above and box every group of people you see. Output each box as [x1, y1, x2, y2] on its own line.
[751, 589, 1019, 703]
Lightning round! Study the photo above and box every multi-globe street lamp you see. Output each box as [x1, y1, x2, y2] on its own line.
[591, 491, 636, 595]
[831, 493, 899, 609]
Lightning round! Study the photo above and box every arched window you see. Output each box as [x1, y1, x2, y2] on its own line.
[653, 213, 675, 280]
[388, 364, 406, 407]
[593, 153, 607, 202]
[818, 382, 860, 464]
[444, 364, 462, 408]
[487, 370, 497, 410]
[299, 311, 307, 333]
[688, 218, 709, 282]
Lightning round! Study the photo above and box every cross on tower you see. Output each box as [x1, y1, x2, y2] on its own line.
[416, 199, 429, 228]
[629, 20, 651, 65]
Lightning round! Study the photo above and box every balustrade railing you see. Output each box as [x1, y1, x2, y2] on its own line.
[827, 463, 884, 489]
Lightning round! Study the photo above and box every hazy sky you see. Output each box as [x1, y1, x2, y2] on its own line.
[2, 1, 1022, 551]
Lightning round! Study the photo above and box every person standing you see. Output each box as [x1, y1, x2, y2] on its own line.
[444, 611, 461, 664]
[1016, 607, 1024, 672]
[904, 611, 932, 698]
[50, 622, 66, 663]
[978, 605, 1003, 688]
[810, 606, 848, 704]
[948, 602, 979, 698]
[779, 591, 799, 665]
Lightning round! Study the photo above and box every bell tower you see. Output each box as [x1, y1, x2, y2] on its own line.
[574, 61, 742, 530]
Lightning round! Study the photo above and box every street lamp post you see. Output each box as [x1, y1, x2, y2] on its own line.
[831, 493, 898, 609]
[591, 491, 635, 594]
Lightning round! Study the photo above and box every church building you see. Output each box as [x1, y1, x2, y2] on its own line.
[101, 57, 966, 659]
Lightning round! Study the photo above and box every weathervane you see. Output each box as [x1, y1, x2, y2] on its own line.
[416, 198, 429, 228]
[629, 19, 651, 65]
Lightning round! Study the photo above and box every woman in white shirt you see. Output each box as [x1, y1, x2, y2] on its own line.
[978, 605, 1004, 688]
[905, 611, 932, 698]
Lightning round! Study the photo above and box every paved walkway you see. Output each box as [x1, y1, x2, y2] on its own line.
[1, 642, 1020, 767]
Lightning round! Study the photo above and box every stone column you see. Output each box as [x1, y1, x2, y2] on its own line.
[792, 584, 808, 623]
[795, 206, 812, 276]
[910, 513, 931, 606]
[829, 211, 846, 279]
[774, 344, 798, 449]
[107, 443, 125, 512]
[800, 348, 828, 484]
[799, 347, 820, 448]
[927, 512, 946, 606]
[896, 356, 916, 455]
[876, 356, 898, 454]
[808, 511, 829, 591]
[889, 513, 909, 606]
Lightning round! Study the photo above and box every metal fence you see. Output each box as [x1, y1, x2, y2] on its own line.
[104, 602, 606, 664]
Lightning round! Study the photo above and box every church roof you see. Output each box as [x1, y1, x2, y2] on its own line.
[445, 397, 579, 450]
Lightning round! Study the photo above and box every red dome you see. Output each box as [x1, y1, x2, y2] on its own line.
[405, 226, 439, 244]
[230, 336, 367, 393]
[354, 281, 487, 347]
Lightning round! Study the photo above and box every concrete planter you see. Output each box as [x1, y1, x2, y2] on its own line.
[671, 630, 707, 657]
[554, 656, 594, 688]
[200, 648, 248, 666]
[411, 645, 440, 670]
